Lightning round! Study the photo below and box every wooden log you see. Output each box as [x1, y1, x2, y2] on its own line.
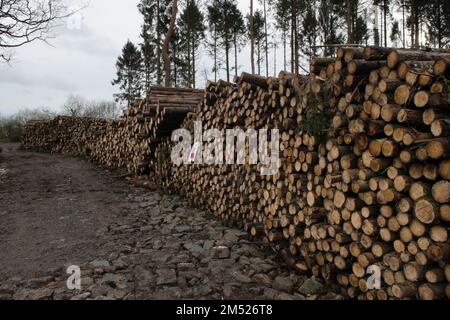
[394, 84, 414, 106]
[433, 57, 450, 76]
[418, 283, 446, 300]
[427, 138, 450, 159]
[388, 49, 450, 69]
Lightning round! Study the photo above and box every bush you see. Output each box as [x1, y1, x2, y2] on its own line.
[0, 117, 23, 142]
[0, 96, 121, 142]
[0, 107, 55, 142]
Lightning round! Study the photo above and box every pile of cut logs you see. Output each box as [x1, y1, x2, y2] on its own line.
[22, 47, 450, 300]
[23, 87, 204, 175]
[155, 47, 450, 300]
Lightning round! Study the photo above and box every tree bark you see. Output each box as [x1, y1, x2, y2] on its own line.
[234, 34, 238, 78]
[250, 0, 255, 74]
[163, 0, 178, 88]
[156, 0, 162, 85]
[283, 31, 287, 71]
[187, 28, 192, 88]
[214, 29, 217, 82]
[225, 37, 230, 82]
[264, 0, 269, 77]
[192, 39, 196, 88]
[346, 0, 352, 44]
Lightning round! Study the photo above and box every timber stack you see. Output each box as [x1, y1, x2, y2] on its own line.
[22, 87, 204, 175]
[22, 47, 450, 300]
[155, 47, 450, 300]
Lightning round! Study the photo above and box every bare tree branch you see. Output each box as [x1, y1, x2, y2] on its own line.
[0, 0, 75, 61]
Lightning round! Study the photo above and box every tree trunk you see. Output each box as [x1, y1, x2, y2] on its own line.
[346, 0, 352, 43]
[437, 3, 442, 48]
[187, 28, 192, 88]
[414, 5, 420, 48]
[292, 0, 298, 74]
[173, 41, 177, 87]
[383, 0, 387, 47]
[257, 41, 261, 75]
[156, 0, 162, 85]
[192, 40, 196, 88]
[225, 37, 230, 82]
[250, 0, 255, 74]
[214, 29, 217, 82]
[283, 31, 287, 71]
[264, 0, 269, 77]
[410, 6, 415, 47]
[291, 0, 295, 73]
[127, 71, 132, 107]
[234, 34, 238, 78]
[295, 13, 299, 74]
[163, 0, 178, 88]
[402, 0, 406, 47]
[273, 41, 277, 76]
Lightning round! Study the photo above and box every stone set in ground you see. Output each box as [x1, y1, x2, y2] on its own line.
[0, 189, 343, 300]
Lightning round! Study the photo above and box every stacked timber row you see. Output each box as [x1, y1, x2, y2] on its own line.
[22, 87, 204, 175]
[22, 117, 111, 156]
[154, 47, 450, 300]
[22, 46, 449, 300]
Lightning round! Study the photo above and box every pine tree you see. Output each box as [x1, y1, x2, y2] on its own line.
[300, 2, 318, 56]
[343, 0, 369, 44]
[250, 0, 256, 74]
[112, 41, 143, 106]
[404, 0, 425, 48]
[207, 1, 222, 81]
[273, 0, 291, 72]
[395, 0, 408, 47]
[354, 15, 369, 44]
[426, 0, 450, 48]
[170, 25, 185, 87]
[138, 0, 171, 86]
[178, 0, 206, 87]
[206, 0, 244, 82]
[345, 0, 356, 43]
[140, 24, 156, 96]
[373, 4, 380, 46]
[317, 0, 345, 56]
[259, 0, 270, 77]
[398, 0, 427, 48]
[390, 20, 401, 47]
[231, 6, 246, 78]
[163, 0, 178, 87]
[373, 0, 390, 47]
[291, 0, 299, 73]
[247, 10, 266, 75]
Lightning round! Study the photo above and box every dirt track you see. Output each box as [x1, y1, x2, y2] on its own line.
[0, 143, 341, 300]
[0, 143, 128, 278]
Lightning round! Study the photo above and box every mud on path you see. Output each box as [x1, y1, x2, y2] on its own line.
[0, 143, 128, 278]
[0, 143, 341, 300]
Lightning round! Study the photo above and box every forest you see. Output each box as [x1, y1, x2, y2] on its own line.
[112, 0, 450, 105]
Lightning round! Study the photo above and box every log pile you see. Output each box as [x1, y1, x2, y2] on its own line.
[155, 47, 450, 300]
[22, 87, 204, 175]
[22, 47, 450, 300]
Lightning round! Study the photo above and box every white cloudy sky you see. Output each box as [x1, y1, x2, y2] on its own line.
[1, 1, 395, 116]
[0, 0, 264, 116]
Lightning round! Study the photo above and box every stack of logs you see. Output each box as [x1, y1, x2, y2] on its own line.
[22, 87, 204, 175]
[22, 46, 450, 300]
[155, 47, 450, 300]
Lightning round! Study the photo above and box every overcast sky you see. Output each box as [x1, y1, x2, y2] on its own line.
[0, 0, 262, 116]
